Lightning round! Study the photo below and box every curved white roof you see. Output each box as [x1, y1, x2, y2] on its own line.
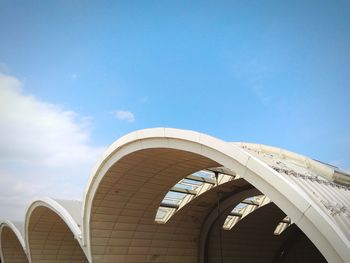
[80, 128, 350, 262]
[0, 220, 28, 263]
[1, 128, 349, 263]
[0, 220, 26, 250]
[25, 197, 82, 242]
[23, 197, 88, 262]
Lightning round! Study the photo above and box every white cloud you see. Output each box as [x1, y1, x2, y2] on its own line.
[115, 110, 135, 123]
[0, 74, 105, 220]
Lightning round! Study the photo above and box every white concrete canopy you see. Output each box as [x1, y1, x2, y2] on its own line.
[25, 197, 88, 263]
[82, 128, 350, 263]
[0, 220, 28, 263]
[1, 128, 349, 263]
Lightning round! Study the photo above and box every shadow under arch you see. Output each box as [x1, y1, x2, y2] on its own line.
[82, 128, 349, 263]
[25, 197, 88, 263]
[202, 191, 326, 263]
[0, 220, 29, 263]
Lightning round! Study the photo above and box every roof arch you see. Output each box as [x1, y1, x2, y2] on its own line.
[0, 220, 29, 263]
[25, 197, 88, 262]
[83, 127, 350, 262]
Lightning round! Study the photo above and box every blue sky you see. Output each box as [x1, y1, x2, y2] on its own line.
[0, 1, 349, 219]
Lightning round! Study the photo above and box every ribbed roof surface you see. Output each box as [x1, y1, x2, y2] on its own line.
[54, 199, 83, 228]
[236, 143, 350, 241]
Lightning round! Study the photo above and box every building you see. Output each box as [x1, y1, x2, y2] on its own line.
[1, 128, 350, 263]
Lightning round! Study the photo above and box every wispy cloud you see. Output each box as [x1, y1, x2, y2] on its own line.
[114, 110, 135, 123]
[231, 59, 274, 106]
[251, 85, 271, 106]
[0, 74, 105, 220]
[140, 96, 149, 103]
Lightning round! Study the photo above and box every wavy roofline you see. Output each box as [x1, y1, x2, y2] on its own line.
[1, 128, 349, 263]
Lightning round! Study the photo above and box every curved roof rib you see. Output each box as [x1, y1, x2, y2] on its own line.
[83, 128, 350, 263]
[25, 197, 88, 263]
[0, 220, 29, 263]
